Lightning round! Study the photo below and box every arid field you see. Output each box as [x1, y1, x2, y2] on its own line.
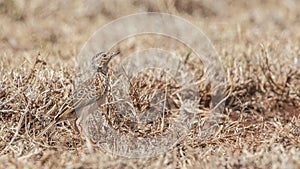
[0, 0, 300, 168]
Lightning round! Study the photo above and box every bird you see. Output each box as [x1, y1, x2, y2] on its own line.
[37, 51, 120, 137]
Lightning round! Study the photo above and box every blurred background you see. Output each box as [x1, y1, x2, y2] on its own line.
[1, 0, 299, 69]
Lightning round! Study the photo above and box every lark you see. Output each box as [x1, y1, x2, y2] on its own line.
[37, 51, 119, 137]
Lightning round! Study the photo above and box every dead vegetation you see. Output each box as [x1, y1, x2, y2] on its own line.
[0, 0, 300, 168]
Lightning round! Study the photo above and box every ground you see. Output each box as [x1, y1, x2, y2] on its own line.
[0, 0, 300, 168]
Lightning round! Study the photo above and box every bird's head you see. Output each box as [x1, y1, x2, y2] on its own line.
[92, 51, 120, 74]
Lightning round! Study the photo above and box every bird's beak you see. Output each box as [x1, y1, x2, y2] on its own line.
[110, 51, 120, 57]
[105, 51, 120, 63]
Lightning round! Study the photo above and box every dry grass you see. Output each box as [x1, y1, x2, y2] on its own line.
[1, 0, 300, 168]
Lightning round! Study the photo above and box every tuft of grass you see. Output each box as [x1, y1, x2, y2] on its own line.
[0, 0, 300, 168]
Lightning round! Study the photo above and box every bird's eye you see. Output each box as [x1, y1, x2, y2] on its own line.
[102, 54, 107, 57]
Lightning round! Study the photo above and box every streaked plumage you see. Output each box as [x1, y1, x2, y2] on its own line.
[37, 51, 119, 137]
